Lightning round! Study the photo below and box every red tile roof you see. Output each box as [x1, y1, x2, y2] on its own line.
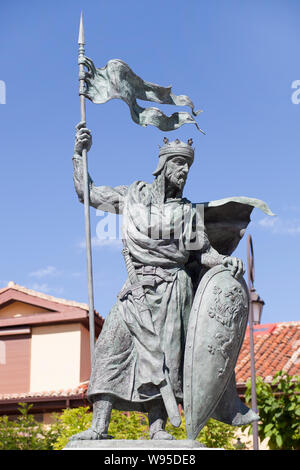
[236, 321, 300, 385]
[0, 383, 89, 402]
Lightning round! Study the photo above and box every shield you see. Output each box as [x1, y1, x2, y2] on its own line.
[184, 265, 249, 440]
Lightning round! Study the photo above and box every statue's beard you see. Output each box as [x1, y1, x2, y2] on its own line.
[151, 167, 187, 204]
[167, 170, 187, 191]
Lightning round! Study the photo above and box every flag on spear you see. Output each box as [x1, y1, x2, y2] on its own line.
[78, 55, 205, 134]
[77, 12, 204, 362]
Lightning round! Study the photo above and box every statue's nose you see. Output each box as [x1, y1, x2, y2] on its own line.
[183, 163, 189, 173]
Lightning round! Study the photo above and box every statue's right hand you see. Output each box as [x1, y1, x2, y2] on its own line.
[74, 121, 92, 155]
[78, 56, 97, 78]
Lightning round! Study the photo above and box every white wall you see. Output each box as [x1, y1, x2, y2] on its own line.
[30, 323, 81, 392]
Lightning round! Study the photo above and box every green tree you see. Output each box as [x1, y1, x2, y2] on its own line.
[244, 371, 300, 450]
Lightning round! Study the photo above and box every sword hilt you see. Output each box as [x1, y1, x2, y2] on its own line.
[122, 247, 139, 284]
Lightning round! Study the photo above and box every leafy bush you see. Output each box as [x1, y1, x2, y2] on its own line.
[51, 407, 149, 449]
[0, 403, 238, 450]
[52, 406, 236, 450]
[244, 371, 300, 450]
[108, 410, 149, 440]
[198, 418, 237, 449]
[0, 403, 58, 450]
[51, 406, 92, 450]
[166, 412, 236, 449]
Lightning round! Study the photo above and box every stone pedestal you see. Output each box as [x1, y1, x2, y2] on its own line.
[64, 439, 210, 450]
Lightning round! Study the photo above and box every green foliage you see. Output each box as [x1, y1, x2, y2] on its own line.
[51, 407, 150, 449]
[0, 403, 58, 450]
[108, 410, 148, 440]
[245, 371, 300, 450]
[165, 412, 236, 449]
[51, 406, 237, 450]
[0, 403, 238, 450]
[51, 406, 92, 450]
[165, 412, 187, 440]
[198, 418, 236, 449]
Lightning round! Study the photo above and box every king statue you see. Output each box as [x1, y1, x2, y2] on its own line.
[69, 122, 273, 441]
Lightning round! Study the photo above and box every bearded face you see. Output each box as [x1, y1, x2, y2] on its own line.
[164, 155, 191, 191]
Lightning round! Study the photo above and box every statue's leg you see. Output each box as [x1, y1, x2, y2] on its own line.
[148, 401, 175, 440]
[69, 394, 114, 440]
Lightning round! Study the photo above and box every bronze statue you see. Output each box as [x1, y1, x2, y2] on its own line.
[68, 17, 273, 443]
[70, 125, 272, 441]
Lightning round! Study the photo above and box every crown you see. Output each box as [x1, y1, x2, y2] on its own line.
[159, 137, 194, 159]
[153, 138, 195, 176]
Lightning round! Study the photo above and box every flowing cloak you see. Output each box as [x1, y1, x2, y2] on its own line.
[85, 178, 273, 415]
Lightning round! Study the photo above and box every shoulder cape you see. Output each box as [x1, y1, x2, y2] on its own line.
[203, 196, 274, 256]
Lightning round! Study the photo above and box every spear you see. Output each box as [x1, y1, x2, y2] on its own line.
[78, 12, 95, 362]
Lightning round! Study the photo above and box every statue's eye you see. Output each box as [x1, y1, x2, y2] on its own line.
[174, 158, 185, 165]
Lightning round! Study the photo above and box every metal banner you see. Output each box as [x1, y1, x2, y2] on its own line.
[184, 265, 249, 440]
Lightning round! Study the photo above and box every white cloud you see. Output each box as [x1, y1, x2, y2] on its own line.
[29, 266, 61, 278]
[78, 237, 122, 250]
[258, 217, 277, 228]
[29, 282, 64, 296]
[258, 216, 300, 235]
[70, 271, 83, 278]
[30, 282, 51, 293]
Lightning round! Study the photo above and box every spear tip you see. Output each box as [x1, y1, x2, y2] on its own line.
[78, 11, 85, 45]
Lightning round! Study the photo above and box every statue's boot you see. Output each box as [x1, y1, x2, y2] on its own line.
[69, 394, 114, 440]
[211, 373, 260, 426]
[149, 401, 176, 440]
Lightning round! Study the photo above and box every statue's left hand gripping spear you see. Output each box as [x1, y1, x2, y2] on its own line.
[78, 13, 95, 362]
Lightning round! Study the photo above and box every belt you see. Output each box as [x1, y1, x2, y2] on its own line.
[135, 265, 175, 283]
[118, 265, 175, 300]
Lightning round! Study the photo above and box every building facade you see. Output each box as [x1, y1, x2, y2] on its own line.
[0, 282, 103, 420]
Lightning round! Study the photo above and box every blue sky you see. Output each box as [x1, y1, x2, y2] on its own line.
[0, 0, 299, 324]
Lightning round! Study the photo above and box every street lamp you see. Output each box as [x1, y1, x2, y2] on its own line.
[247, 235, 265, 450]
[249, 288, 265, 325]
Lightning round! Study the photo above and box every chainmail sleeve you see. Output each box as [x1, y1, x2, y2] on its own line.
[72, 154, 128, 214]
[200, 230, 226, 268]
